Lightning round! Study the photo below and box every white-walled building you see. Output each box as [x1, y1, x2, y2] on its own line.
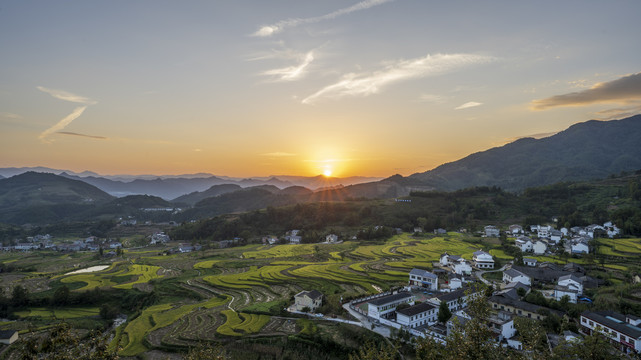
[409, 268, 438, 291]
[452, 259, 473, 275]
[396, 302, 437, 328]
[473, 250, 494, 269]
[367, 293, 414, 320]
[533, 240, 547, 255]
[503, 268, 531, 286]
[515, 237, 533, 252]
[484, 225, 500, 237]
[580, 311, 641, 354]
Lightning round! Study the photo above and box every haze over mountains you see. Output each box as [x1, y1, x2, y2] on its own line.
[2, 115, 641, 224]
[0, 167, 382, 200]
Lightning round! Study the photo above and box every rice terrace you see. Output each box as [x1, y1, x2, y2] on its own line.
[2, 226, 641, 359]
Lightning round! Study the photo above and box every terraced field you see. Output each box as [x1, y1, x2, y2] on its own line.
[3, 231, 637, 359]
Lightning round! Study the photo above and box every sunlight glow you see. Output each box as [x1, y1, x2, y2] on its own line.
[323, 168, 333, 177]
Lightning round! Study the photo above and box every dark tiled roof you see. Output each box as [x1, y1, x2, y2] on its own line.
[306, 290, 323, 300]
[368, 292, 413, 306]
[0, 330, 17, 339]
[504, 268, 527, 278]
[490, 295, 563, 317]
[397, 302, 436, 317]
[410, 268, 437, 279]
[582, 311, 641, 339]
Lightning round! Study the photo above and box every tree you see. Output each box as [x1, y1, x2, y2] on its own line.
[349, 340, 397, 360]
[437, 300, 452, 324]
[52, 285, 70, 306]
[11, 284, 29, 307]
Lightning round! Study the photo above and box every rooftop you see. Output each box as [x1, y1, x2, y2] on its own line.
[582, 311, 641, 339]
[397, 302, 437, 317]
[368, 292, 413, 306]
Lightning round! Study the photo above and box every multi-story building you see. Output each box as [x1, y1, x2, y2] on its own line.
[396, 302, 438, 328]
[367, 292, 414, 320]
[580, 311, 641, 354]
[408, 268, 438, 290]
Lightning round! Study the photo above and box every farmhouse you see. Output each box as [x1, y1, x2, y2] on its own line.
[325, 234, 339, 243]
[408, 268, 438, 290]
[396, 302, 438, 328]
[532, 240, 547, 255]
[0, 330, 18, 345]
[484, 225, 500, 237]
[580, 311, 641, 354]
[367, 292, 414, 320]
[428, 287, 481, 312]
[523, 258, 537, 267]
[473, 250, 494, 269]
[293, 290, 323, 312]
[503, 268, 531, 286]
[508, 225, 523, 235]
[515, 237, 533, 252]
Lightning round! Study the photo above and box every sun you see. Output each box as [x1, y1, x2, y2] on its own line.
[323, 168, 333, 177]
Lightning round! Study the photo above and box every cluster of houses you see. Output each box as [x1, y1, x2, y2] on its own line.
[483, 221, 622, 257]
[261, 230, 341, 245]
[0, 235, 123, 253]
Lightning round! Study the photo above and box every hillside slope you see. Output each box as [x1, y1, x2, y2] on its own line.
[408, 115, 641, 191]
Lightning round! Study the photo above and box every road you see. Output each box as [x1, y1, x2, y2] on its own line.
[475, 263, 509, 285]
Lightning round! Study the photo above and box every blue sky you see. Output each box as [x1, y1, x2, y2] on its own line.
[1, 0, 640, 177]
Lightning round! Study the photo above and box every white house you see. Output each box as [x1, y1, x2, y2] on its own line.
[508, 225, 523, 235]
[488, 311, 517, 342]
[452, 259, 473, 275]
[409, 268, 438, 291]
[293, 290, 323, 312]
[0, 330, 19, 345]
[440, 252, 462, 267]
[558, 274, 583, 295]
[289, 235, 302, 244]
[580, 311, 641, 354]
[550, 230, 563, 244]
[325, 234, 338, 243]
[560, 227, 569, 236]
[473, 250, 494, 269]
[484, 225, 500, 237]
[503, 268, 531, 286]
[566, 237, 590, 254]
[448, 277, 463, 290]
[367, 293, 414, 320]
[515, 237, 533, 252]
[523, 258, 537, 267]
[396, 302, 438, 328]
[554, 285, 579, 303]
[537, 225, 551, 238]
[428, 287, 482, 312]
[533, 240, 547, 255]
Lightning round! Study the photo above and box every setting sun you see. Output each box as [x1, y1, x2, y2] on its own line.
[323, 168, 332, 177]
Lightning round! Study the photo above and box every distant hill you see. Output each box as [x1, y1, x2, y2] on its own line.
[108, 194, 172, 208]
[407, 115, 641, 192]
[0, 172, 114, 224]
[179, 186, 307, 220]
[171, 184, 242, 205]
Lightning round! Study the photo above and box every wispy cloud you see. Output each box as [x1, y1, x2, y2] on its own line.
[56, 131, 107, 140]
[302, 53, 495, 104]
[531, 72, 641, 110]
[253, 0, 393, 37]
[1, 112, 22, 120]
[262, 51, 315, 81]
[37, 86, 97, 105]
[39, 106, 88, 143]
[593, 103, 641, 120]
[418, 94, 447, 103]
[454, 101, 483, 110]
[37, 86, 97, 143]
[261, 152, 297, 157]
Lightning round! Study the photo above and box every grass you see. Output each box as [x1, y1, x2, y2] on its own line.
[13, 307, 99, 319]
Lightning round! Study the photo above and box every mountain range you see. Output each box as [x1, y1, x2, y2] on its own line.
[2, 115, 641, 224]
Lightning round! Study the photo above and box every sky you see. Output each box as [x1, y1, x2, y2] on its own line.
[1, 1, 641, 178]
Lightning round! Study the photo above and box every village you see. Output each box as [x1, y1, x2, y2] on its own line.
[287, 221, 640, 356]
